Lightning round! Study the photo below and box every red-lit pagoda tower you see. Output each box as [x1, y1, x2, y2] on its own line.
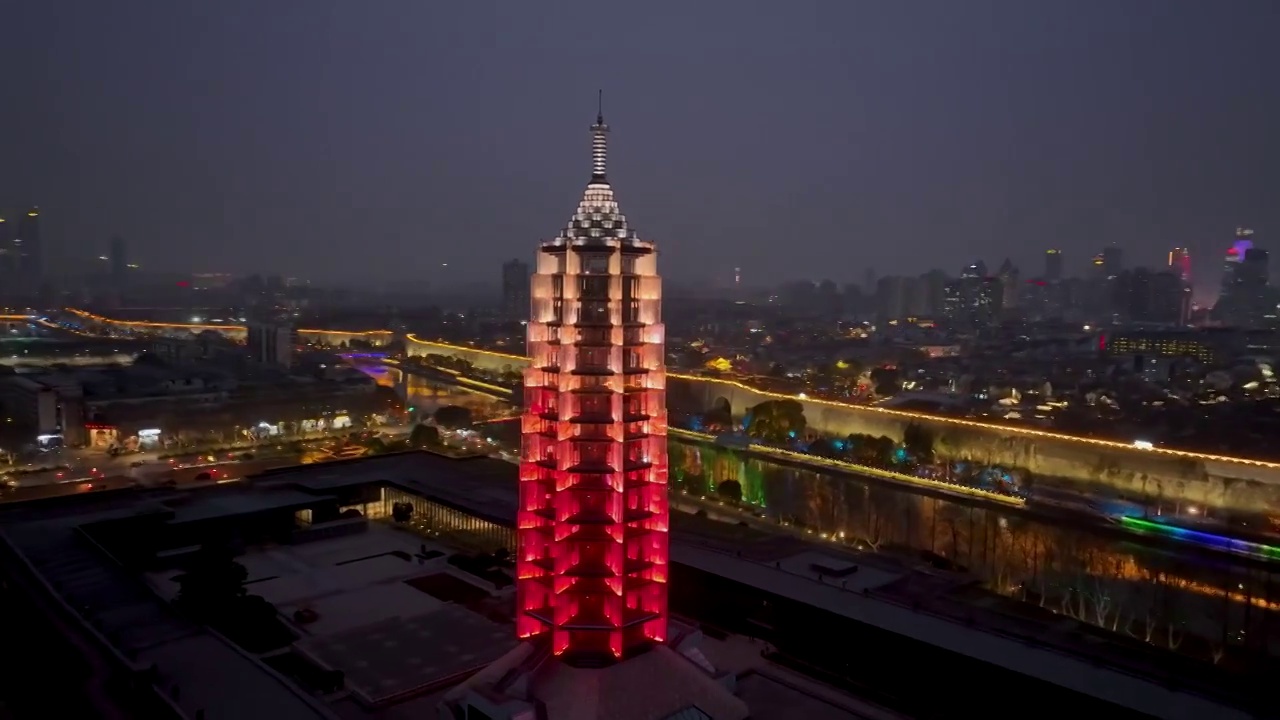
[517, 96, 669, 665]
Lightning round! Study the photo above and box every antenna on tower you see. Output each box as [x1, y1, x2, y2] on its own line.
[597, 89, 604, 125]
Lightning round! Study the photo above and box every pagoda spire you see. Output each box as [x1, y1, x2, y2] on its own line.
[590, 90, 609, 183]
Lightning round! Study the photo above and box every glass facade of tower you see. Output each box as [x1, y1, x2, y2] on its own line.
[517, 112, 669, 665]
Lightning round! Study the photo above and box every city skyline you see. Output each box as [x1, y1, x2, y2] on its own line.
[4, 2, 1278, 291]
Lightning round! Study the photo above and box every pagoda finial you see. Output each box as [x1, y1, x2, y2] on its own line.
[590, 91, 609, 183]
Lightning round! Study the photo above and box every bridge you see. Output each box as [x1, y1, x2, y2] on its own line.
[51, 310, 1280, 512]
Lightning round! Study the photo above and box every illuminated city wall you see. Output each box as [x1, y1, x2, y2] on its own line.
[65, 309, 393, 347]
[515, 111, 669, 664]
[71, 314, 1280, 511]
[668, 376, 1280, 513]
[404, 339, 1280, 512]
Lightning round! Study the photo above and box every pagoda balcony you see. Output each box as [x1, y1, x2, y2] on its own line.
[621, 607, 663, 628]
[561, 610, 620, 631]
[526, 556, 556, 573]
[570, 366, 615, 376]
[523, 607, 555, 626]
[623, 558, 656, 574]
[622, 508, 656, 523]
[563, 510, 616, 525]
[561, 561, 615, 578]
[560, 525, 616, 543]
[565, 461, 616, 474]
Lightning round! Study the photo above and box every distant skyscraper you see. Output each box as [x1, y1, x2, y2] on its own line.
[1114, 268, 1187, 325]
[15, 207, 42, 280]
[0, 213, 11, 278]
[996, 258, 1019, 309]
[109, 236, 128, 284]
[1168, 247, 1191, 285]
[1215, 228, 1274, 326]
[1101, 245, 1123, 279]
[1044, 249, 1063, 281]
[518, 103, 669, 661]
[246, 320, 295, 367]
[945, 261, 1002, 327]
[501, 258, 530, 318]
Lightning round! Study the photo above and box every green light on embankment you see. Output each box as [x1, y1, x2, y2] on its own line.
[1119, 516, 1280, 559]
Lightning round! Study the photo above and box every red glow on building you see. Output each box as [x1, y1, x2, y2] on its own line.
[516, 107, 669, 665]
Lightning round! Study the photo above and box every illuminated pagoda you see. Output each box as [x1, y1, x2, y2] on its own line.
[517, 93, 670, 662]
[441, 99, 747, 720]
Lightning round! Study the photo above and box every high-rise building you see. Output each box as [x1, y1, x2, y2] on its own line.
[15, 207, 42, 280]
[0, 214, 11, 279]
[1044, 249, 1063, 281]
[1101, 245, 1123, 279]
[1113, 268, 1187, 325]
[246, 321, 296, 367]
[1215, 228, 1270, 326]
[1168, 247, 1191, 285]
[996, 258, 1019, 309]
[944, 261, 1003, 328]
[518, 104, 669, 662]
[109, 236, 128, 284]
[501, 258, 531, 318]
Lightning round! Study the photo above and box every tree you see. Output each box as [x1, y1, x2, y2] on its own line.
[409, 424, 441, 449]
[433, 405, 473, 429]
[902, 423, 935, 464]
[716, 479, 743, 502]
[806, 437, 841, 459]
[745, 399, 806, 443]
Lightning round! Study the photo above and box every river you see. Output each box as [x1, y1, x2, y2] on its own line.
[358, 360, 1280, 669]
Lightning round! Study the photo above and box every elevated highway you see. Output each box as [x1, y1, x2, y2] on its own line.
[52, 311, 1280, 513]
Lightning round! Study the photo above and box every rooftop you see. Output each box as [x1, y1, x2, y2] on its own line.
[0, 451, 1260, 719]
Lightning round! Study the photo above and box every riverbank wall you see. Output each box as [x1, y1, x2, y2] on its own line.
[404, 338, 1280, 514]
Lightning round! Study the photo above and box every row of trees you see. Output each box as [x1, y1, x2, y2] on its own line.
[707, 398, 937, 471]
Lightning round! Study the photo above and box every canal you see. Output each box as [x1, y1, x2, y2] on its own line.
[358, 359, 1280, 671]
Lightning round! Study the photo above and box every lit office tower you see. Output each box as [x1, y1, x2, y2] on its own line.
[517, 102, 669, 663]
[1044, 249, 1063, 281]
[1168, 247, 1191, 284]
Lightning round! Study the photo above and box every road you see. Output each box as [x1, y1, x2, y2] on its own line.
[2, 426, 411, 479]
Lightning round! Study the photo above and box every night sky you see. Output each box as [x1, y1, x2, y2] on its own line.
[5, 1, 1277, 294]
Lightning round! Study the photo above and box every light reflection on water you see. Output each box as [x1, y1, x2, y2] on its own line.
[669, 440, 1280, 665]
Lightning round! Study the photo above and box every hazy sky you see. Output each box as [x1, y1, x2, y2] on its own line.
[5, 1, 1278, 292]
